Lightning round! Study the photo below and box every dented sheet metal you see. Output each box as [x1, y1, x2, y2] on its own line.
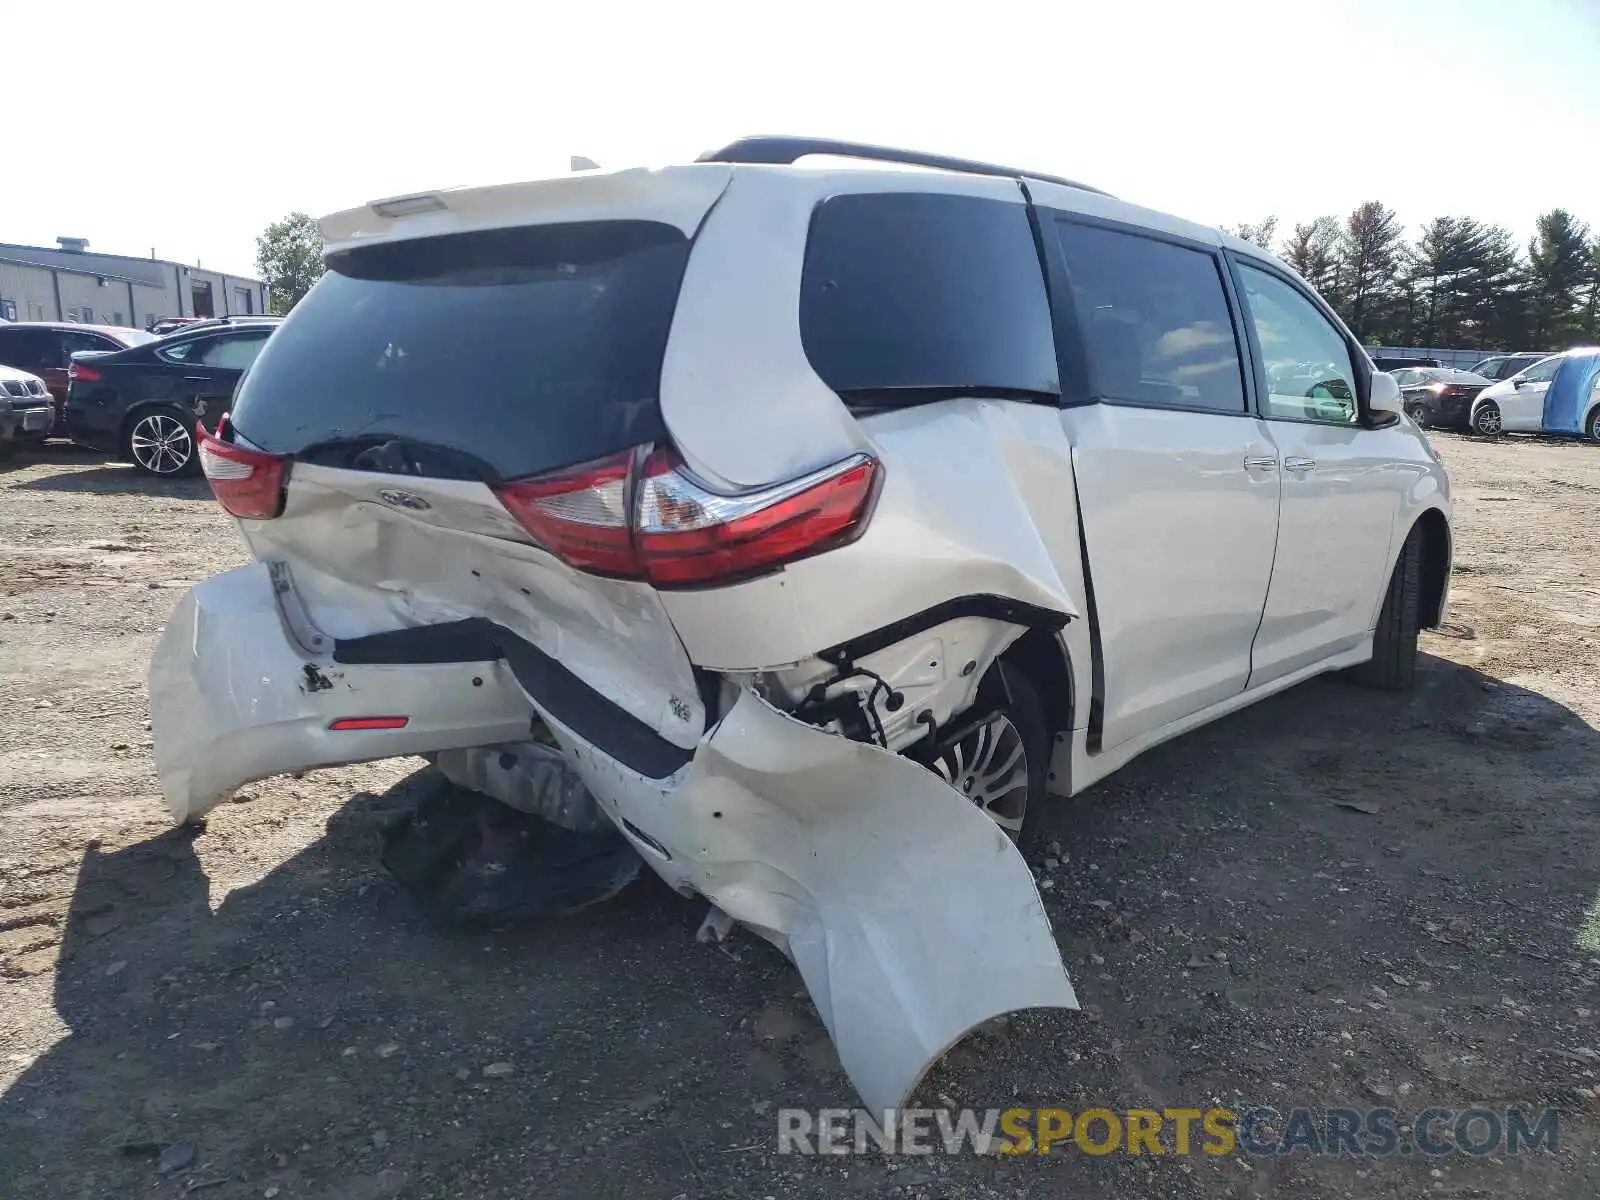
[541, 689, 1078, 1114]
[149, 562, 534, 822]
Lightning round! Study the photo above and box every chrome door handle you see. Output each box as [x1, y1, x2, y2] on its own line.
[1243, 455, 1278, 471]
[1283, 456, 1317, 473]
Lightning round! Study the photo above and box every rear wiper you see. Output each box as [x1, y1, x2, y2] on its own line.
[836, 385, 1060, 412]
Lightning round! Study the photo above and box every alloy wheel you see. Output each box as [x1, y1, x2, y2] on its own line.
[1475, 404, 1503, 436]
[1406, 404, 1431, 429]
[932, 712, 1030, 835]
[129, 413, 194, 475]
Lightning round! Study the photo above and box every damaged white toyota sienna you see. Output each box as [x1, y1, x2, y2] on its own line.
[150, 137, 1452, 1115]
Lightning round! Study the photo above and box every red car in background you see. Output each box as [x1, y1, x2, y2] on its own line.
[0, 322, 157, 435]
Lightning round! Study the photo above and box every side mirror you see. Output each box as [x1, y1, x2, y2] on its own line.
[1511, 376, 1525, 388]
[1368, 370, 1402, 422]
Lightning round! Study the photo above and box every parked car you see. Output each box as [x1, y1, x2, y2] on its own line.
[1391, 366, 1493, 430]
[1467, 352, 1549, 381]
[0, 363, 54, 459]
[148, 137, 1453, 1115]
[64, 319, 278, 475]
[1468, 348, 1600, 438]
[149, 317, 206, 336]
[0, 322, 158, 435]
[1371, 355, 1441, 372]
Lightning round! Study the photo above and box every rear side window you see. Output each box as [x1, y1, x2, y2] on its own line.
[1055, 222, 1247, 414]
[799, 192, 1058, 403]
[230, 221, 689, 481]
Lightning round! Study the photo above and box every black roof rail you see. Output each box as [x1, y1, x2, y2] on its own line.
[696, 136, 1110, 196]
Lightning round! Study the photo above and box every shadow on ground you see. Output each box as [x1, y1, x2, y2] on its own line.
[4, 655, 1598, 1199]
[7, 443, 210, 498]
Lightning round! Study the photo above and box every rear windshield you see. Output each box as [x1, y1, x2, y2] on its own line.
[229, 221, 689, 481]
[799, 192, 1058, 404]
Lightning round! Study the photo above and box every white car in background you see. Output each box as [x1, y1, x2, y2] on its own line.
[148, 137, 1453, 1114]
[0, 362, 54, 458]
[1469, 349, 1600, 437]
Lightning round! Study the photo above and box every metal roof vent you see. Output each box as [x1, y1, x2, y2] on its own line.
[57, 236, 89, 253]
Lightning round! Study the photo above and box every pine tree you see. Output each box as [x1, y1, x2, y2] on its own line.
[1525, 209, 1592, 347]
[1337, 203, 1403, 342]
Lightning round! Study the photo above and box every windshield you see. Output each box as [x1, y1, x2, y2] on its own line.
[229, 221, 690, 482]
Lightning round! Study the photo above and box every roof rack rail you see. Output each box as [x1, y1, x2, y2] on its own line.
[695, 136, 1110, 196]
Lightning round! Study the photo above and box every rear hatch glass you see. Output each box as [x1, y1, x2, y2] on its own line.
[229, 220, 689, 482]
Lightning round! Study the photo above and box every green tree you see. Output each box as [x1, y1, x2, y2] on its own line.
[1281, 216, 1343, 302]
[1231, 216, 1278, 250]
[1336, 202, 1404, 342]
[255, 212, 325, 314]
[1525, 209, 1591, 347]
[1579, 232, 1600, 342]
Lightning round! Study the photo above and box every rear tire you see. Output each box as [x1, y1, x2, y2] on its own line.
[1471, 400, 1503, 437]
[929, 663, 1049, 843]
[1351, 525, 1422, 690]
[125, 406, 200, 477]
[1406, 403, 1431, 429]
[1587, 407, 1600, 442]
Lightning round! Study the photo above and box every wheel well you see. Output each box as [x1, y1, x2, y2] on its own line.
[999, 627, 1073, 739]
[1414, 509, 1450, 628]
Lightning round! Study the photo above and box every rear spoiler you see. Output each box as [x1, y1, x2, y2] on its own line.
[318, 166, 734, 258]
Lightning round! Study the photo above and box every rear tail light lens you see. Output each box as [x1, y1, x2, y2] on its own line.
[329, 716, 410, 731]
[197, 419, 288, 520]
[68, 362, 101, 383]
[494, 450, 637, 576]
[493, 447, 881, 588]
[635, 449, 879, 586]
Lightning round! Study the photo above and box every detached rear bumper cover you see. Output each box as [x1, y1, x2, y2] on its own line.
[151, 564, 1078, 1112]
[541, 690, 1078, 1114]
[149, 563, 534, 822]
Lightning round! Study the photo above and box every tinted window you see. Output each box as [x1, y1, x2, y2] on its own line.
[158, 338, 202, 363]
[1392, 369, 1418, 385]
[61, 331, 115, 357]
[1521, 355, 1564, 383]
[1236, 263, 1359, 425]
[197, 331, 271, 369]
[799, 192, 1057, 402]
[0, 327, 58, 370]
[1054, 223, 1245, 413]
[231, 221, 689, 481]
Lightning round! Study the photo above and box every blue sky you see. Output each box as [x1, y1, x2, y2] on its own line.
[12, 0, 1598, 278]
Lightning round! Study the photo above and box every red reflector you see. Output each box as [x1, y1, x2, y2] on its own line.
[196, 419, 288, 520]
[328, 716, 410, 731]
[68, 362, 102, 383]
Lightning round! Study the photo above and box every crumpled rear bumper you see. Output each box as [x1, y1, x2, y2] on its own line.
[150, 563, 1079, 1113]
[539, 689, 1079, 1114]
[149, 563, 535, 822]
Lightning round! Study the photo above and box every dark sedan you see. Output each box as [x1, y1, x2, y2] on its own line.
[1391, 367, 1493, 431]
[64, 321, 277, 476]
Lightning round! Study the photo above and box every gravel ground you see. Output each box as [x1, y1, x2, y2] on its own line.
[2, 435, 1598, 1199]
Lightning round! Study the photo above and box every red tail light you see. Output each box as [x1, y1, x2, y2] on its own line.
[196, 420, 288, 520]
[494, 447, 881, 588]
[68, 362, 101, 383]
[494, 450, 638, 576]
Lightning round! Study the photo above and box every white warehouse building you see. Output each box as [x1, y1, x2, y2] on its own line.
[0, 237, 268, 331]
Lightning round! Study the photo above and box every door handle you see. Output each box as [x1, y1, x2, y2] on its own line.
[183, 375, 210, 382]
[1243, 455, 1278, 471]
[1283, 456, 1317, 473]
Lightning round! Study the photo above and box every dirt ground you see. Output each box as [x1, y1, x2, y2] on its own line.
[2, 434, 1598, 1200]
